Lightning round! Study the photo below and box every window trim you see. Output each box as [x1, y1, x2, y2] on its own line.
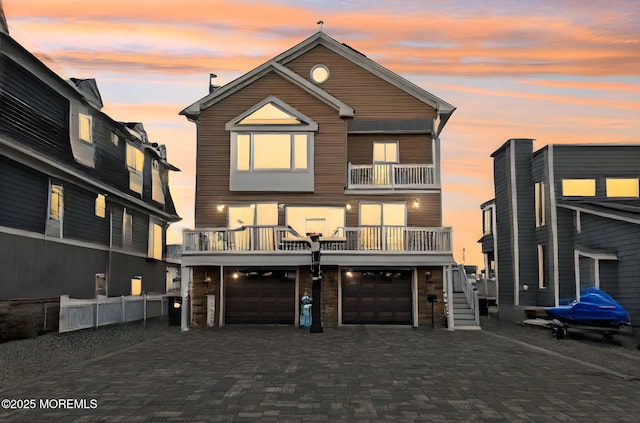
[482, 207, 493, 235]
[148, 219, 163, 260]
[126, 143, 144, 195]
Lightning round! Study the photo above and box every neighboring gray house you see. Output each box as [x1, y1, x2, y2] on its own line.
[1, 9, 181, 300]
[481, 138, 640, 323]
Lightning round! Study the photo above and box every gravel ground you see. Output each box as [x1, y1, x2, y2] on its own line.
[1, 316, 639, 391]
[0, 317, 178, 390]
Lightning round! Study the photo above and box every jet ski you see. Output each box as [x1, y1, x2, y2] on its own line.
[545, 288, 630, 328]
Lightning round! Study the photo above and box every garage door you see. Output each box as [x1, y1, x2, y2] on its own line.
[225, 272, 295, 324]
[342, 270, 412, 324]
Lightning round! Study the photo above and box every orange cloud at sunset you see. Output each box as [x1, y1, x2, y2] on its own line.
[3, 0, 639, 267]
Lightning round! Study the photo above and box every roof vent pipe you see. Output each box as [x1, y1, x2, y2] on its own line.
[209, 73, 219, 94]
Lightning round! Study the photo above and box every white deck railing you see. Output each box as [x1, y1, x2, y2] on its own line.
[348, 163, 435, 189]
[183, 225, 452, 253]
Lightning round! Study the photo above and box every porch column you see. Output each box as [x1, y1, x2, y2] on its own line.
[219, 267, 225, 327]
[412, 268, 418, 328]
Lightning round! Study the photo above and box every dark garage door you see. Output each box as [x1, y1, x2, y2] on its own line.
[225, 272, 295, 324]
[342, 270, 412, 324]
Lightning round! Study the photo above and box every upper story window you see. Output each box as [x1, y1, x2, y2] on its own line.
[373, 142, 399, 163]
[152, 160, 165, 204]
[79, 113, 93, 144]
[606, 178, 639, 198]
[126, 144, 144, 195]
[310, 64, 330, 84]
[95, 194, 106, 218]
[227, 96, 317, 192]
[562, 179, 595, 197]
[535, 182, 545, 227]
[111, 132, 119, 146]
[236, 133, 308, 171]
[123, 209, 133, 248]
[482, 207, 493, 235]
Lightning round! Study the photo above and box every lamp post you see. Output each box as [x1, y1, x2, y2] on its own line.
[309, 234, 323, 333]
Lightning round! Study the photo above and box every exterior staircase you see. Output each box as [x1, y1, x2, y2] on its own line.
[445, 264, 481, 330]
[451, 291, 481, 330]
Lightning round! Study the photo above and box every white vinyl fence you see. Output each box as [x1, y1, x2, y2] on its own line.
[59, 294, 167, 333]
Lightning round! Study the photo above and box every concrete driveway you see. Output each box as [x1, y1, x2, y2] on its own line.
[1, 326, 639, 422]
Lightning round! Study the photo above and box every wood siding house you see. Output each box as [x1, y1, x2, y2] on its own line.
[180, 32, 456, 329]
[0, 20, 180, 301]
[483, 138, 640, 323]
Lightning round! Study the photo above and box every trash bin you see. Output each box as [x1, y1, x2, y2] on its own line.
[168, 296, 182, 326]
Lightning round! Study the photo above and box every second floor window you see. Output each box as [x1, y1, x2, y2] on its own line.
[126, 144, 144, 195]
[79, 113, 93, 144]
[152, 160, 165, 204]
[373, 142, 398, 163]
[235, 133, 308, 171]
[606, 178, 639, 198]
[535, 182, 545, 227]
[562, 179, 595, 197]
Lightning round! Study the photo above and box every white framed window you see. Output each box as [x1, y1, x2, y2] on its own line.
[238, 102, 301, 125]
[49, 184, 64, 221]
[126, 144, 144, 194]
[111, 132, 119, 146]
[148, 221, 163, 260]
[562, 179, 595, 197]
[95, 194, 106, 218]
[310, 64, 330, 84]
[537, 244, 546, 288]
[535, 182, 545, 227]
[373, 142, 399, 163]
[606, 178, 639, 198]
[152, 160, 165, 204]
[123, 209, 133, 248]
[482, 207, 493, 235]
[79, 113, 93, 144]
[235, 132, 309, 171]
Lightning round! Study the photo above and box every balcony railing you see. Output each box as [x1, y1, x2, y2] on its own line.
[347, 163, 436, 189]
[183, 225, 452, 254]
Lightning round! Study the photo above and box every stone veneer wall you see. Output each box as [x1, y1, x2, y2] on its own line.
[417, 267, 446, 328]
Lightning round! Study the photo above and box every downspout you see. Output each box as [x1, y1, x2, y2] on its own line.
[107, 209, 113, 296]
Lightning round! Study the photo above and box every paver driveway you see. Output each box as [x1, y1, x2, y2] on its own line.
[1, 326, 639, 422]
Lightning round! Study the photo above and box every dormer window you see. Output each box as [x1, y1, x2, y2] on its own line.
[126, 143, 144, 195]
[79, 113, 93, 144]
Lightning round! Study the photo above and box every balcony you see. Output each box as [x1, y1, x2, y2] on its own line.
[183, 225, 451, 254]
[347, 163, 436, 190]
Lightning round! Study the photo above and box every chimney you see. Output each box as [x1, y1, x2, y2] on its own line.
[209, 73, 219, 94]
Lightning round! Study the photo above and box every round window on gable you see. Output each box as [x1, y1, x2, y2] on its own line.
[310, 64, 330, 84]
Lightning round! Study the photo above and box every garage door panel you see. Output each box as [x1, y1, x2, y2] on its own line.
[225, 273, 295, 324]
[342, 270, 412, 325]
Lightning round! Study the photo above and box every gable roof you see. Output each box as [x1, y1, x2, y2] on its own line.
[181, 32, 455, 132]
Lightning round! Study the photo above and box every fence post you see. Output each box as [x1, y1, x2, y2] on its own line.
[95, 297, 100, 329]
[143, 292, 147, 330]
[121, 296, 126, 323]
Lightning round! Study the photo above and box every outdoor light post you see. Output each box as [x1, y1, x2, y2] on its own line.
[309, 234, 323, 333]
